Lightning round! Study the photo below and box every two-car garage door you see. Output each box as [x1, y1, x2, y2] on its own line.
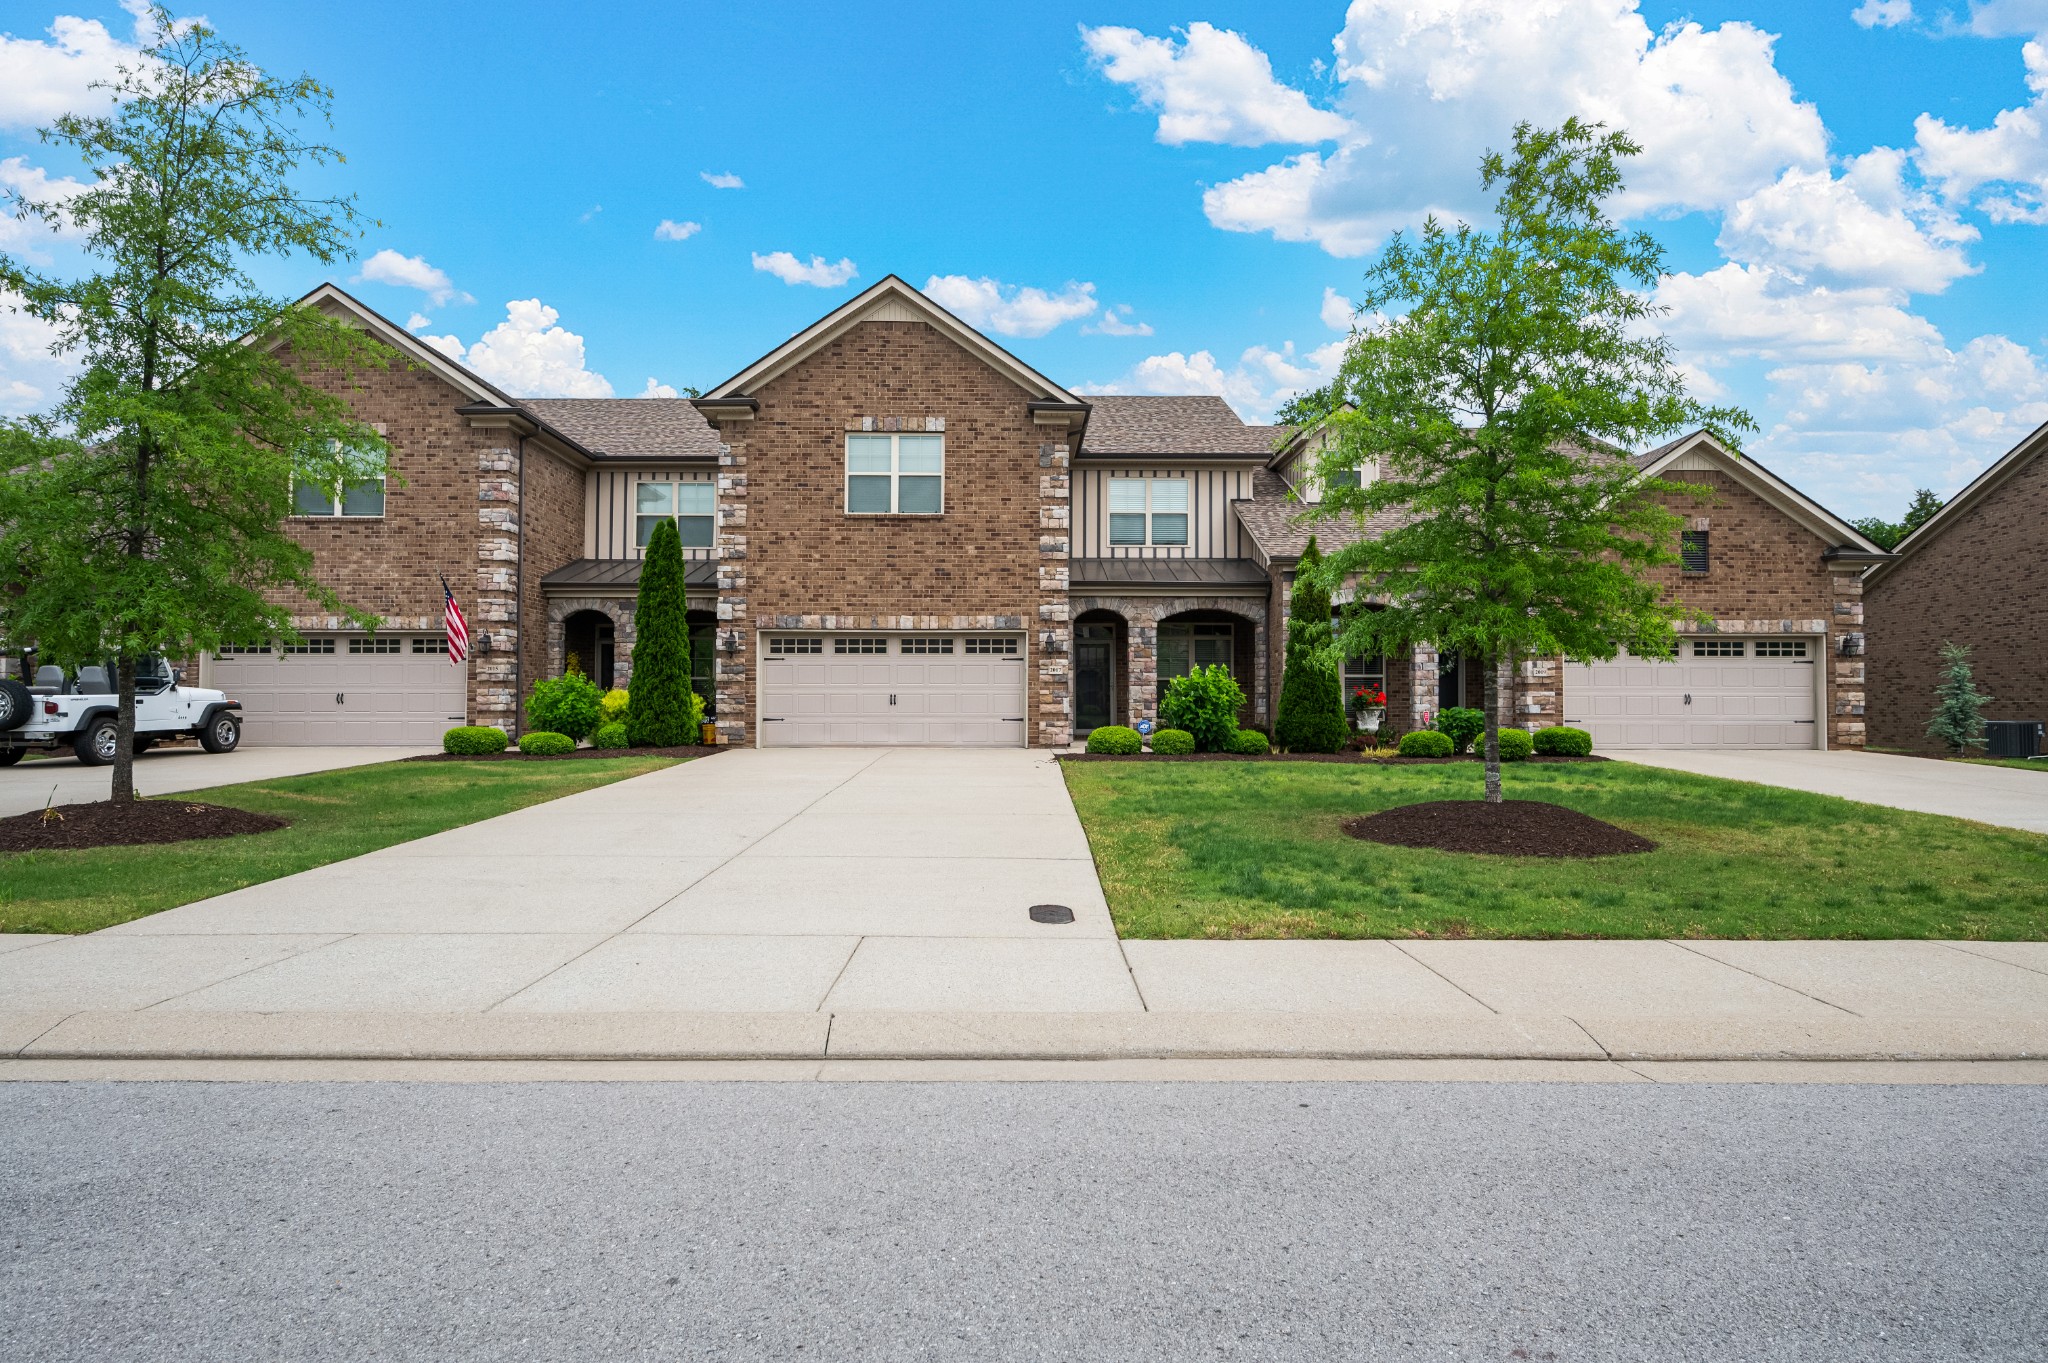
[208, 635, 468, 746]
[759, 633, 1027, 746]
[1562, 637, 1820, 750]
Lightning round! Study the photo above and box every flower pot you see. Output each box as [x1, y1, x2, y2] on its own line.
[699, 722, 718, 746]
[1353, 709, 1383, 733]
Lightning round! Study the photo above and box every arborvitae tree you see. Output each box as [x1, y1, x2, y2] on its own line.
[1272, 536, 1351, 753]
[626, 518, 693, 746]
[1927, 641, 1993, 755]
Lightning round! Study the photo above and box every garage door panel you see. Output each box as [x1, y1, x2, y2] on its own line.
[212, 636, 465, 746]
[761, 634, 1025, 747]
[1563, 641, 1817, 750]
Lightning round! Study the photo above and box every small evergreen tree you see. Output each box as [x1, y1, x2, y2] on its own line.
[1927, 642, 1993, 755]
[626, 518, 693, 746]
[1272, 537, 1351, 753]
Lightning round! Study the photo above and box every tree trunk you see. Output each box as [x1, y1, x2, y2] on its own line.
[112, 655, 137, 803]
[1481, 653, 1502, 805]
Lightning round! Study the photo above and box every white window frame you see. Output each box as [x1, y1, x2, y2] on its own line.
[292, 432, 387, 519]
[1107, 478, 1190, 547]
[845, 433, 944, 516]
[635, 480, 716, 551]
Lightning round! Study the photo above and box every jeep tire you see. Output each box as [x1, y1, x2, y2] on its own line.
[200, 712, 241, 754]
[74, 717, 120, 766]
[0, 748, 23, 767]
[0, 678, 31, 731]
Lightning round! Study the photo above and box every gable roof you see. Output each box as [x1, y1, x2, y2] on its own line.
[1866, 416, 2048, 581]
[697, 275, 1080, 405]
[1079, 396, 1281, 458]
[1637, 430, 1887, 557]
[1231, 467, 1405, 567]
[293, 282, 518, 408]
[518, 398, 719, 460]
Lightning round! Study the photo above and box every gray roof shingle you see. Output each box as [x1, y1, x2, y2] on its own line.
[1081, 395, 1281, 457]
[518, 398, 721, 460]
[1230, 468, 1408, 563]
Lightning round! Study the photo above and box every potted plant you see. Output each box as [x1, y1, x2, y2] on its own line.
[1347, 683, 1387, 732]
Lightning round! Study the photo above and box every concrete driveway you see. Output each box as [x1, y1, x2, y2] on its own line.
[0, 745, 437, 818]
[1620, 748, 2048, 834]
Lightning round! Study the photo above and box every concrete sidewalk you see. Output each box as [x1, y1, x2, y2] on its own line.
[1621, 748, 2048, 833]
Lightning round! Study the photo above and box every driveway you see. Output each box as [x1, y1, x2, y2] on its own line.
[0, 745, 437, 818]
[1620, 748, 2048, 834]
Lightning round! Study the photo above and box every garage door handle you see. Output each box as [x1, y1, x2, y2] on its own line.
[889, 694, 896, 705]
[336, 692, 344, 705]
[1683, 693, 1691, 705]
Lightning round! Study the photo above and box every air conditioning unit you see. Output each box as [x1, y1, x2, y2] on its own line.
[1985, 720, 2044, 759]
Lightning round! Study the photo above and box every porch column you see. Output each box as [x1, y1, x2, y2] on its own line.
[1410, 642, 1438, 731]
[1127, 608, 1159, 730]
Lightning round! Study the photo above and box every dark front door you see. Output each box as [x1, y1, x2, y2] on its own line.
[1438, 653, 1462, 711]
[1076, 624, 1114, 731]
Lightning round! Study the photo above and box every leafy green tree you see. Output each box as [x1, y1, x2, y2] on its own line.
[1927, 642, 1993, 755]
[626, 517, 693, 746]
[0, 9, 392, 801]
[1852, 488, 1944, 551]
[1272, 536, 1350, 753]
[1307, 119, 1752, 804]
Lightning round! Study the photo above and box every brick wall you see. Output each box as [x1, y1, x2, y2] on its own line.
[517, 444, 589, 724]
[709, 319, 1069, 746]
[1865, 448, 2048, 752]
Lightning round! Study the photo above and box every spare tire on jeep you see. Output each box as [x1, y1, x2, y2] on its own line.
[0, 678, 31, 731]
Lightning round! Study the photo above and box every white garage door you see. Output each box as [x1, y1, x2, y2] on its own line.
[209, 635, 469, 745]
[1562, 637, 1819, 750]
[759, 633, 1027, 746]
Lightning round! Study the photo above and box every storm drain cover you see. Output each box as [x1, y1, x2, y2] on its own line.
[1029, 904, 1076, 925]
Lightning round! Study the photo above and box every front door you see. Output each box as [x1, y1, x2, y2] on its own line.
[1438, 653, 1463, 711]
[1076, 625, 1114, 732]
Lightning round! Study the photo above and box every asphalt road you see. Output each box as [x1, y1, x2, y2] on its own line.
[3, 1081, 2043, 1361]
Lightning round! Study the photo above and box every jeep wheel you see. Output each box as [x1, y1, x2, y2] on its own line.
[74, 717, 120, 766]
[0, 748, 24, 767]
[200, 712, 241, 754]
[0, 678, 31, 732]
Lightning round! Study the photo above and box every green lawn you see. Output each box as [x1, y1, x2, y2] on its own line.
[1963, 757, 2048, 773]
[0, 755, 680, 934]
[1063, 760, 2048, 940]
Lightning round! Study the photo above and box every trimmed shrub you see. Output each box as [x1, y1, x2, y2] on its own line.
[526, 670, 605, 741]
[1085, 725, 1142, 755]
[518, 731, 575, 756]
[442, 725, 508, 756]
[1532, 725, 1593, 757]
[1150, 728, 1196, 755]
[1272, 536, 1351, 753]
[1398, 729, 1454, 758]
[627, 518, 693, 747]
[1433, 705, 1487, 754]
[591, 722, 629, 750]
[1495, 727, 1534, 762]
[599, 688, 631, 725]
[1229, 728, 1271, 755]
[1159, 664, 1245, 751]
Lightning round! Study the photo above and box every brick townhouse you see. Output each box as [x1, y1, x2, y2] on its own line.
[207, 276, 1887, 752]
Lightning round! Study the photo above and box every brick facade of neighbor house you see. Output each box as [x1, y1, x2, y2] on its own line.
[1864, 433, 2048, 753]
[705, 318, 1072, 747]
[513, 444, 589, 724]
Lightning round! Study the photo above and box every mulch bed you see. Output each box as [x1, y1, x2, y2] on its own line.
[405, 745, 721, 763]
[1341, 799, 1656, 858]
[0, 799, 289, 853]
[1061, 752, 1607, 765]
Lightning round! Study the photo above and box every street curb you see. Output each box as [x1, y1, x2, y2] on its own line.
[7, 1010, 2048, 1063]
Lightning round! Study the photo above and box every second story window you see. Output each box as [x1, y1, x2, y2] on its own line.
[847, 433, 944, 515]
[293, 444, 386, 518]
[1108, 478, 1189, 546]
[1681, 530, 1709, 573]
[637, 481, 716, 549]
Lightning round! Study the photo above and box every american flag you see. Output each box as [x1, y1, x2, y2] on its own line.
[441, 577, 469, 666]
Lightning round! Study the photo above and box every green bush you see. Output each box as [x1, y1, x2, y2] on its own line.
[591, 722, 629, 750]
[1228, 728, 1271, 755]
[441, 725, 508, 755]
[1150, 728, 1196, 755]
[526, 670, 605, 741]
[627, 518, 694, 747]
[1085, 725, 1142, 755]
[1532, 725, 1593, 757]
[1495, 727, 1534, 762]
[1433, 705, 1487, 754]
[1273, 536, 1351, 753]
[1398, 729, 1454, 758]
[517, 731, 575, 756]
[599, 688, 631, 725]
[1158, 663, 1245, 751]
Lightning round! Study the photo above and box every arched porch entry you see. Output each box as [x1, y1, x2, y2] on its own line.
[1155, 607, 1261, 725]
[562, 609, 617, 689]
[1073, 609, 1128, 735]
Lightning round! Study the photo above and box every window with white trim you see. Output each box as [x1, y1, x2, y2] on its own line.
[1692, 639, 1745, 657]
[964, 637, 1019, 655]
[292, 438, 387, 518]
[348, 637, 401, 655]
[1680, 530, 1709, 573]
[1754, 640, 1809, 658]
[835, 637, 888, 654]
[1108, 478, 1189, 546]
[846, 433, 943, 515]
[636, 480, 716, 550]
[901, 637, 954, 654]
[768, 637, 822, 655]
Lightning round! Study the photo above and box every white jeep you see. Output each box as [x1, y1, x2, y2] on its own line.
[0, 655, 243, 767]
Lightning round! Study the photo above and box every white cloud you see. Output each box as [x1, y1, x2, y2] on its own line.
[1716, 150, 1978, 292]
[446, 299, 614, 398]
[1964, 0, 2048, 36]
[1081, 20, 1350, 146]
[1852, 0, 1914, 28]
[1086, 303, 1154, 337]
[638, 377, 679, 398]
[701, 171, 745, 189]
[1914, 40, 2048, 222]
[654, 219, 701, 241]
[0, 290, 76, 416]
[752, 251, 858, 288]
[404, 312, 431, 332]
[1319, 286, 1355, 331]
[354, 249, 473, 308]
[1656, 263, 1943, 364]
[921, 275, 1098, 337]
[0, 3, 159, 131]
[1079, 337, 1346, 422]
[0, 156, 87, 254]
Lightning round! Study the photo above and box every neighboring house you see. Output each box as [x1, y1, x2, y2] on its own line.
[214, 276, 1884, 751]
[1863, 419, 2048, 754]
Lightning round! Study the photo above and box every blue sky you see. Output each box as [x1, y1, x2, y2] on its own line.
[5, 1, 2048, 519]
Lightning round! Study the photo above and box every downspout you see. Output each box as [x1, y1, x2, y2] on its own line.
[514, 432, 527, 741]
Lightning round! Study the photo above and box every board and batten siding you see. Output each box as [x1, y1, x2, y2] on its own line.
[1073, 465, 1259, 559]
[583, 467, 718, 560]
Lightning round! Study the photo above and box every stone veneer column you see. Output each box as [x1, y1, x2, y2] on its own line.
[1409, 642, 1439, 732]
[473, 446, 520, 732]
[1037, 440, 1073, 747]
[1126, 607, 1159, 730]
[1515, 655, 1560, 731]
[1831, 570, 1867, 747]
[713, 420, 751, 745]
